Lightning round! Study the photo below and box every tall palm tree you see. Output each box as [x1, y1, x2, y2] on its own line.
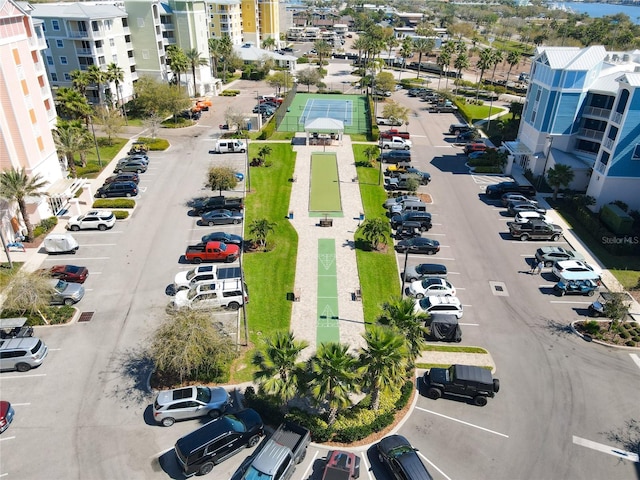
[475, 48, 494, 101]
[53, 120, 92, 178]
[0, 168, 48, 242]
[313, 40, 332, 76]
[248, 218, 276, 248]
[359, 325, 408, 410]
[55, 87, 93, 122]
[219, 36, 233, 83]
[208, 38, 221, 78]
[413, 37, 435, 79]
[69, 69, 89, 96]
[505, 50, 521, 85]
[357, 218, 389, 250]
[489, 49, 504, 84]
[399, 37, 413, 82]
[166, 45, 189, 90]
[86, 65, 105, 105]
[377, 297, 429, 364]
[308, 343, 360, 425]
[546, 164, 574, 201]
[105, 62, 125, 111]
[185, 48, 208, 97]
[440, 41, 456, 90]
[252, 331, 309, 404]
[262, 37, 276, 51]
[453, 52, 470, 95]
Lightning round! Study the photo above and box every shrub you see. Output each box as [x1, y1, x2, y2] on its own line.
[74, 188, 84, 198]
[258, 116, 276, 140]
[619, 330, 631, 339]
[243, 387, 285, 426]
[633, 336, 640, 342]
[220, 90, 240, 96]
[138, 137, 170, 151]
[582, 320, 601, 335]
[92, 199, 135, 209]
[473, 166, 502, 173]
[32, 217, 58, 238]
[297, 56, 309, 64]
[285, 408, 333, 442]
[395, 380, 413, 410]
[3, 305, 74, 326]
[113, 210, 129, 220]
[625, 340, 636, 347]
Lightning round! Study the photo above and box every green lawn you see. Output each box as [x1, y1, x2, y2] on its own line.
[77, 137, 128, 178]
[310, 153, 341, 212]
[234, 142, 298, 381]
[456, 102, 506, 125]
[353, 144, 400, 324]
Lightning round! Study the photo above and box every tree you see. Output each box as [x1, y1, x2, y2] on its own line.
[604, 292, 631, 331]
[53, 121, 90, 176]
[208, 38, 221, 77]
[249, 218, 276, 249]
[313, 40, 332, 76]
[489, 49, 504, 84]
[69, 69, 89, 96]
[509, 101, 524, 120]
[252, 331, 308, 403]
[363, 145, 380, 165]
[206, 166, 238, 196]
[453, 52, 470, 95]
[359, 325, 408, 410]
[143, 111, 162, 139]
[105, 62, 125, 115]
[398, 37, 413, 82]
[375, 71, 396, 94]
[257, 145, 272, 165]
[224, 107, 245, 131]
[55, 87, 92, 121]
[165, 85, 192, 122]
[413, 37, 435, 79]
[266, 71, 293, 97]
[475, 48, 494, 101]
[546, 164, 574, 201]
[93, 105, 124, 145]
[262, 37, 276, 51]
[185, 48, 208, 97]
[149, 309, 236, 384]
[0, 168, 48, 242]
[86, 65, 105, 104]
[166, 45, 189, 90]
[3, 272, 57, 324]
[219, 36, 233, 82]
[358, 217, 389, 250]
[440, 41, 457, 90]
[505, 50, 522, 85]
[307, 342, 360, 425]
[377, 297, 428, 364]
[297, 67, 321, 92]
[382, 100, 410, 125]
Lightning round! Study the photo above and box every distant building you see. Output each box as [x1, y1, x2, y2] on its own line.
[504, 45, 640, 210]
[233, 42, 295, 70]
[207, 0, 243, 45]
[241, 0, 279, 47]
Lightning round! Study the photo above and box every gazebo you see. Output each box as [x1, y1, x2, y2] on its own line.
[304, 117, 344, 145]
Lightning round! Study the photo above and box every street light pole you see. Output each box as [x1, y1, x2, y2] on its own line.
[89, 116, 102, 167]
[400, 249, 409, 298]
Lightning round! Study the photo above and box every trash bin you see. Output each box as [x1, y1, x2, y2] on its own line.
[247, 122, 252, 130]
[359, 212, 365, 222]
[288, 211, 294, 219]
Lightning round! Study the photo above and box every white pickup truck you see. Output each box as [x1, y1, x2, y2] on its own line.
[379, 136, 412, 150]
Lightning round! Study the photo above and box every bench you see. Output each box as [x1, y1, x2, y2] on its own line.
[354, 287, 362, 301]
[319, 219, 333, 227]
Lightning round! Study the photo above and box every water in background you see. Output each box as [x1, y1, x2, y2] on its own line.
[560, 2, 640, 24]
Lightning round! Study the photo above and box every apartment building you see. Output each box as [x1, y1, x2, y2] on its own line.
[241, 0, 278, 46]
[207, 0, 243, 45]
[504, 45, 640, 211]
[31, 2, 137, 105]
[0, 0, 64, 237]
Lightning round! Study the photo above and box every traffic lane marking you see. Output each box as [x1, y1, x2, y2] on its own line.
[629, 353, 640, 370]
[300, 450, 318, 480]
[418, 451, 452, 480]
[572, 436, 639, 462]
[415, 406, 509, 438]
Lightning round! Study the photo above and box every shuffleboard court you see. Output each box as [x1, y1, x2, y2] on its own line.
[310, 153, 342, 214]
[317, 239, 340, 344]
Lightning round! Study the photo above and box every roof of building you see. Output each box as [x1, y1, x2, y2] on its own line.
[537, 45, 607, 71]
[31, 2, 126, 19]
[233, 43, 296, 62]
[616, 72, 640, 87]
[590, 70, 624, 94]
[304, 117, 344, 132]
[549, 148, 593, 171]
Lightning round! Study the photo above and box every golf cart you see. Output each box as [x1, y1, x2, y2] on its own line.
[426, 314, 462, 342]
[127, 141, 149, 155]
[553, 279, 598, 296]
[0, 318, 33, 339]
[588, 291, 634, 317]
[394, 221, 422, 240]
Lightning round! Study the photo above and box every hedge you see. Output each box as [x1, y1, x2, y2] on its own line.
[257, 116, 277, 140]
[92, 199, 136, 209]
[220, 90, 240, 96]
[138, 137, 169, 151]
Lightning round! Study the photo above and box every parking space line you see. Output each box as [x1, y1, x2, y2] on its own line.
[549, 300, 593, 304]
[0, 472, 7, 477]
[427, 233, 446, 236]
[300, 451, 318, 480]
[539, 284, 556, 288]
[11, 403, 30, 406]
[418, 451, 452, 480]
[361, 454, 373, 480]
[448, 272, 461, 275]
[0, 437, 15, 442]
[434, 257, 455, 261]
[462, 304, 472, 307]
[415, 406, 509, 438]
[629, 354, 640, 370]
[81, 243, 117, 247]
[1, 374, 46, 379]
[43, 257, 110, 261]
[459, 322, 479, 326]
[573, 435, 639, 462]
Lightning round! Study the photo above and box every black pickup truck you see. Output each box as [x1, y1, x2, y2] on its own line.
[190, 196, 244, 215]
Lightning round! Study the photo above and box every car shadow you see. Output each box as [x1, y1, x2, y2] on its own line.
[178, 255, 191, 264]
[498, 232, 514, 241]
[539, 286, 558, 296]
[143, 404, 157, 426]
[477, 194, 503, 206]
[156, 449, 184, 479]
[306, 456, 328, 480]
[366, 445, 388, 479]
[429, 154, 472, 175]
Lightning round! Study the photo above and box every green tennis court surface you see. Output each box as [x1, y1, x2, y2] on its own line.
[317, 239, 340, 344]
[278, 93, 368, 134]
[310, 153, 342, 216]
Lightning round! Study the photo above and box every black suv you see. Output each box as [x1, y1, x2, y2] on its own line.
[423, 364, 500, 406]
[449, 123, 473, 135]
[378, 150, 412, 164]
[485, 181, 536, 199]
[174, 409, 263, 477]
[377, 435, 433, 480]
[391, 211, 432, 231]
[95, 181, 138, 198]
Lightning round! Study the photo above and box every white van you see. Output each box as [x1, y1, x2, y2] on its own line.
[170, 280, 248, 311]
[211, 139, 246, 154]
[43, 233, 79, 254]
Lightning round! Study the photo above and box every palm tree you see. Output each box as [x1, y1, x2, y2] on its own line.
[262, 37, 276, 51]
[257, 145, 272, 165]
[166, 45, 189, 90]
[357, 217, 389, 251]
[313, 40, 332, 76]
[489, 49, 504, 84]
[69, 69, 89, 96]
[105, 62, 125, 113]
[0, 168, 48, 242]
[440, 42, 456, 90]
[55, 87, 93, 121]
[219, 36, 233, 83]
[505, 50, 521, 85]
[398, 37, 413, 82]
[86, 65, 104, 105]
[359, 325, 408, 410]
[475, 49, 494, 102]
[252, 331, 308, 404]
[248, 218, 276, 248]
[412, 37, 434, 79]
[546, 164, 574, 201]
[453, 52, 470, 95]
[377, 297, 429, 364]
[208, 38, 221, 78]
[308, 342, 360, 425]
[185, 48, 208, 97]
[53, 120, 92, 177]
[363, 145, 379, 165]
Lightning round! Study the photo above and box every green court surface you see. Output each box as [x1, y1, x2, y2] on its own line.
[310, 153, 342, 216]
[317, 239, 340, 344]
[278, 93, 369, 134]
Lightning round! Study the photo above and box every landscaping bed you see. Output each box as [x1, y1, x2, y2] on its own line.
[574, 320, 640, 347]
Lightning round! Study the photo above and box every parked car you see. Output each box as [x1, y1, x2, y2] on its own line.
[115, 159, 147, 174]
[507, 201, 547, 216]
[456, 130, 479, 142]
[407, 278, 456, 298]
[423, 364, 499, 406]
[384, 195, 420, 210]
[449, 123, 473, 135]
[118, 153, 148, 162]
[467, 150, 488, 160]
[588, 291, 634, 317]
[201, 232, 243, 246]
[49, 279, 85, 306]
[103, 172, 139, 185]
[514, 211, 550, 224]
[66, 210, 116, 231]
[464, 141, 488, 154]
[501, 193, 537, 207]
[200, 209, 243, 226]
[153, 386, 230, 427]
[394, 221, 423, 240]
[378, 150, 411, 164]
[404, 263, 447, 282]
[377, 435, 433, 480]
[535, 246, 585, 267]
[395, 168, 430, 185]
[394, 237, 440, 255]
[0, 401, 15, 434]
[48, 265, 88, 284]
[414, 296, 463, 318]
[95, 181, 138, 198]
[552, 260, 602, 281]
[486, 181, 536, 199]
[0, 336, 48, 372]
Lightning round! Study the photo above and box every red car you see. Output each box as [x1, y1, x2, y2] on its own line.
[49, 265, 89, 284]
[0, 401, 15, 434]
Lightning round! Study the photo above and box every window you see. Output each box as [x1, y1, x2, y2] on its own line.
[535, 89, 541, 102]
[112, 54, 118, 63]
[51, 73, 58, 81]
[92, 21, 99, 32]
[109, 38, 115, 47]
[52, 20, 60, 31]
[46, 55, 53, 65]
[600, 151, 610, 166]
[616, 89, 629, 114]
[56, 39, 63, 48]
[60, 56, 67, 65]
[632, 145, 640, 159]
[63, 73, 71, 81]
[607, 126, 618, 141]
[46, 39, 50, 48]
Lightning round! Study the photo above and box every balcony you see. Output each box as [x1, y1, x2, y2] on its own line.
[123, 26, 130, 35]
[160, 23, 174, 30]
[583, 106, 612, 119]
[68, 30, 89, 38]
[611, 112, 623, 124]
[162, 37, 176, 46]
[129, 57, 136, 66]
[577, 128, 604, 141]
[76, 48, 92, 55]
[95, 47, 104, 55]
[603, 137, 615, 150]
[595, 161, 607, 174]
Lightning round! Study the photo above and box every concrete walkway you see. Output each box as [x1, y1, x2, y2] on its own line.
[288, 135, 367, 359]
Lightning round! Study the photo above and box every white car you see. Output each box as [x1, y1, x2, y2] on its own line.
[407, 277, 456, 298]
[413, 296, 463, 318]
[170, 281, 247, 311]
[552, 260, 602, 282]
[66, 210, 116, 231]
[514, 211, 550, 224]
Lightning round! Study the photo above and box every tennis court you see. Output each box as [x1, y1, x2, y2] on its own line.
[277, 93, 369, 135]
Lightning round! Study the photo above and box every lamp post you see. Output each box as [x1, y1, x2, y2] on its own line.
[400, 249, 410, 298]
[537, 135, 553, 190]
[89, 116, 102, 167]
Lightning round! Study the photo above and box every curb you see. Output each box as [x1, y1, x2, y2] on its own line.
[569, 320, 640, 351]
